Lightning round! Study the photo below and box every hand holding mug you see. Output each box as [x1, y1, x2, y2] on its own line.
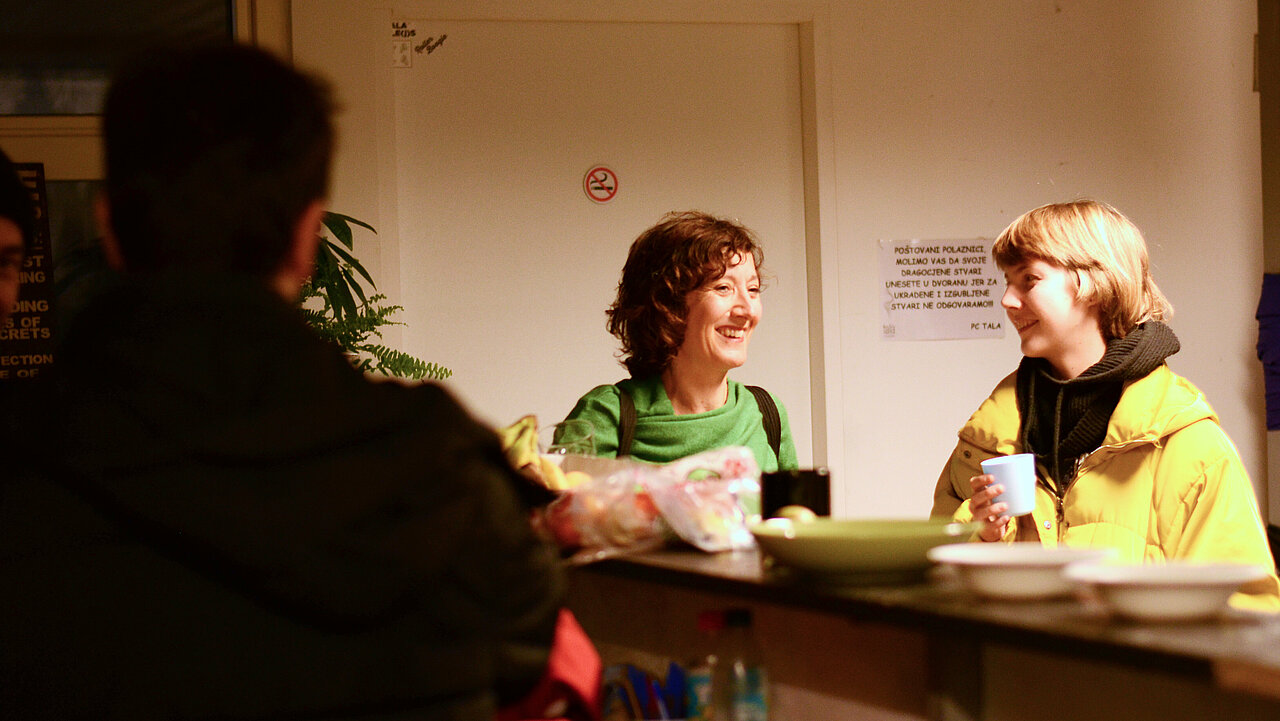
[971, 453, 1036, 542]
[968, 473, 1010, 542]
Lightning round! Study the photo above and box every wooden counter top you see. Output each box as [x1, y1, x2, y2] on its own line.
[572, 548, 1280, 700]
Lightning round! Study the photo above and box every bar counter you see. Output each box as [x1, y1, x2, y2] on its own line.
[566, 548, 1280, 721]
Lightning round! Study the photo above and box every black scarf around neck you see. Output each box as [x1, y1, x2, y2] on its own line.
[1015, 321, 1181, 492]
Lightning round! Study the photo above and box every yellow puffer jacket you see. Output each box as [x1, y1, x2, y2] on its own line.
[932, 365, 1280, 611]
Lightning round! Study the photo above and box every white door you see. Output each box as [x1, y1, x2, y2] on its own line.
[295, 2, 816, 465]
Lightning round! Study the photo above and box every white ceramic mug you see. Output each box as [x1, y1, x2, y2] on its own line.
[980, 453, 1036, 517]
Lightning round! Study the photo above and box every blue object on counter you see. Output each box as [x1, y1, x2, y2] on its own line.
[626, 664, 652, 717]
[663, 661, 686, 718]
[604, 663, 646, 719]
[603, 660, 692, 719]
[650, 678, 670, 719]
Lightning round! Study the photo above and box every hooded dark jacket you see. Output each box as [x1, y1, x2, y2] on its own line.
[0, 273, 563, 720]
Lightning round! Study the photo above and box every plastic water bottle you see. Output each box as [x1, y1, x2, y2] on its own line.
[685, 610, 724, 720]
[712, 608, 769, 721]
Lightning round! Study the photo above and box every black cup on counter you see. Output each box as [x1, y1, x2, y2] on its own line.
[761, 467, 831, 518]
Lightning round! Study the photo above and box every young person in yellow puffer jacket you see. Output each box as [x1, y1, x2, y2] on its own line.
[931, 199, 1280, 611]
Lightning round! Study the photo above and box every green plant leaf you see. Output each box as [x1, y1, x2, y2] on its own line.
[330, 276, 359, 320]
[321, 213, 355, 250]
[326, 211, 375, 234]
[304, 213, 452, 381]
[325, 239, 373, 290]
[361, 344, 453, 380]
[335, 256, 371, 304]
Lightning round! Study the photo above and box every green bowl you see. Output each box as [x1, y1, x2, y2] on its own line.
[750, 517, 977, 582]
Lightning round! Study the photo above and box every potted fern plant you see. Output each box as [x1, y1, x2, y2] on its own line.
[301, 212, 451, 380]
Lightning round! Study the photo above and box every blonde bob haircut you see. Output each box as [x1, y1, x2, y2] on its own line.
[992, 199, 1171, 341]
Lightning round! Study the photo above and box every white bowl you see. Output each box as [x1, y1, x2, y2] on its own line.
[927, 543, 1116, 600]
[1063, 562, 1270, 622]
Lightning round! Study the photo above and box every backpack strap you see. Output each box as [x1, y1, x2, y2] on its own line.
[616, 387, 637, 458]
[746, 385, 782, 463]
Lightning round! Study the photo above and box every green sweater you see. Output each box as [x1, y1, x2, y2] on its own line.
[562, 376, 799, 472]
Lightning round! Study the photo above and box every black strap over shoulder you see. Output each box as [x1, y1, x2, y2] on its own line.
[745, 385, 782, 462]
[617, 388, 637, 458]
[615, 383, 781, 461]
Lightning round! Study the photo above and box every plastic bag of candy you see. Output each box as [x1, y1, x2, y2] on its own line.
[538, 446, 762, 561]
[643, 446, 761, 552]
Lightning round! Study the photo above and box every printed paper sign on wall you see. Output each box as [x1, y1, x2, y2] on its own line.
[878, 239, 1004, 341]
[391, 20, 447, 68]
[0, 162, 55, 379]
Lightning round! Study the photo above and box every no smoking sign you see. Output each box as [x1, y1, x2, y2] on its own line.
[583, 166, 618, 203]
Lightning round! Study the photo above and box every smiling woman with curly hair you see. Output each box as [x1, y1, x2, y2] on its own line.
[559, 210, 797, 471]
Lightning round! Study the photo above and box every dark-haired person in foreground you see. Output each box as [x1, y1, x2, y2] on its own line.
[0, 44, 566, 720]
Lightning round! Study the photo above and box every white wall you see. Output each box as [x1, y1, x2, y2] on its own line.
[296, 0, 1269, 520]
[828, 0, 1266, 517]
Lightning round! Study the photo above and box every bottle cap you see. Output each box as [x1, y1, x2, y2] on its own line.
[697, 609, 725, 633]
